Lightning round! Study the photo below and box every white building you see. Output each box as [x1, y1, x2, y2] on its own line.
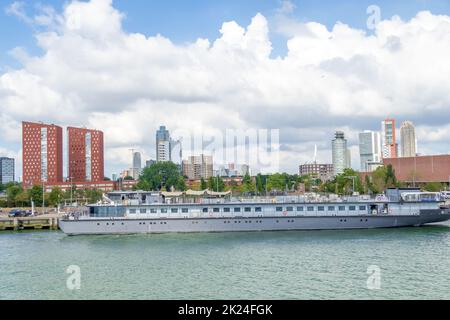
[359, 131, 382, 172]
[156, 126, 171, 162]
[332, 131, 348, 176]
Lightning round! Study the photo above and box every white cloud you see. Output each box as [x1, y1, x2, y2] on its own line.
[2, 0, 450, 178]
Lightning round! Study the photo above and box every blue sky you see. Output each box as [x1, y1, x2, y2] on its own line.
[2, 0, 450, 179]
[2, 0, 450, 69]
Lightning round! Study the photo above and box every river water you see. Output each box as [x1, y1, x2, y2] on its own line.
[1, 223, 449, 300]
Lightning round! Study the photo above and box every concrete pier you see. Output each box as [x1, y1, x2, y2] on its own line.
[0, 215, 60, 231]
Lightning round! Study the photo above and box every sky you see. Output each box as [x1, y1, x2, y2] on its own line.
[1, 0, 450, 180]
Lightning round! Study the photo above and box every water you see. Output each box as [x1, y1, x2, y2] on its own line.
[1, 224, 449, 300]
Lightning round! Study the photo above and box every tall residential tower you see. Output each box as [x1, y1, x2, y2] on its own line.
[332, 131, 348, 176]
[400, 121, 417, 158]
[67, 127, 104, 183]
[22, 121, 63, 188]
[381, 119, 398, 159]
[156, 126, 171, 162]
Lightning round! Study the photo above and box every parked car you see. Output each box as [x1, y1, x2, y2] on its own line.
[8, 210, 24, 218]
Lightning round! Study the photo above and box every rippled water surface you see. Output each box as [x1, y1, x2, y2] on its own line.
[1, 223, 449, 300]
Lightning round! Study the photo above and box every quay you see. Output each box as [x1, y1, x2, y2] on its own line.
[0, 213, 62, 232]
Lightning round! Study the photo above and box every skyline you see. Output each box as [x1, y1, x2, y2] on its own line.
[2, 0, 450, 179]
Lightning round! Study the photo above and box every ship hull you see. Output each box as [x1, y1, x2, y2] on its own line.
[59, 210, 450, 236]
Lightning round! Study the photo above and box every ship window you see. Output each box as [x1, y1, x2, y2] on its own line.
[150, 209, 157, 214]
[202, 208, 208, 213]
[234, 207, 241, 212]
[140, 209, 146, 214]
[255, 207, 262, 212]
[328, 206, 335, 211]
[318, 206, 325, 211]
[338, 206, 346, 211]
[359, 206, 367, 211]
[224, 208, 231, 213]
[349, 206, 356, 211]
[160, 208, 168, 213]
[287, 207, 294, 212]
[276, 207, 283, 212]
[213, 208, 220, 213]
[129, 209, 136, 214]
[297, 207, 304, 211]
[171, 208, 178, 213]
[307, 206, 314, 212]
[182, 208, 189, 213]
[244, 207, 251, 212]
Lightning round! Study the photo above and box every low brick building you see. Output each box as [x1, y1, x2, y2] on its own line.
[383, 155, 450, 183]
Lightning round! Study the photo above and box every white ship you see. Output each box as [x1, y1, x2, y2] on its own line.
[59, 188, 450, 236]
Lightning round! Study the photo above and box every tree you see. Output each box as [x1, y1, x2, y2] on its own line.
[138, 161, 185, 191]
[6, 184, 23, 207]
[103, 177, 111, 181]
[48, 187, 64, 207]
[85, 189, 103, 203]
[208, 177, 225, 192]
[124, 176, 134, 181]
[200, 178, 207, 190]
[385, 164, 398, 188]
[255, 174, 266, 194]
[424, 182, 443, 192]
[15, 191, 30, 207]
[266, 173, 286, 192]
[28, 185, 44, 207]
[241, 173, 256, 193]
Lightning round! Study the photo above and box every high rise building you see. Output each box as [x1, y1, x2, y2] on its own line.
[130, 151, 142, 180]
[332, 131, 348, 176]
[182, 155, 213, 180]
[156, 126, 171, 162]
[359, 131, 382, 171]
[381, 119, 398, 158]
[400, 121, 417, 158]
[22, 121, 63, 188]
[67, 127, 104, 183]
[132, 152, 142, 170]
[0, 157, 15, 184]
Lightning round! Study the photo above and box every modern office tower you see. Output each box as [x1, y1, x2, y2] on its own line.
[332, 131, 348, 176]
[381, 119, 398, 158]
[182, 155, 213, 180]
[112, 173, 118, 182]
[359, 130, 382, 171]
[22, 121, 63, 188]
[400, 121, 417, 158]
[156, 126, 171, 162]
[130, 151, 142, 180]
[67, 127, 104, 183]
[0, 157, 15, 184]
[299, 163, 334, 181]
[132, 152, 142, 170]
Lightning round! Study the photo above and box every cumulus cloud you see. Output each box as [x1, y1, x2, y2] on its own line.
[1, 0, 450, 178]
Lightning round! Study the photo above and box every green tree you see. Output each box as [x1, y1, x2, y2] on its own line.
[15, 190, 30, 207]
[208, 177, 225, 192]
[85, 189, 103, 203]
[200, 178, 207, 190]
[241, 173, 256, 193]
[255, 174, 266, 194]
[266, 173, 286, 192]
[138, 161, 185, 191]
[28, 185, 44, 207]
[6, 184, 23, 207]
[124, 176, 134, 181]
[385, 164, 398, 188]
[424, 182, 443, 192]
[48, 187, 64, 207]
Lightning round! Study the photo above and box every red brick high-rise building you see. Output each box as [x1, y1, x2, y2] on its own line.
[67, 127, 104, 183]
[22, 121, 63, 188]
